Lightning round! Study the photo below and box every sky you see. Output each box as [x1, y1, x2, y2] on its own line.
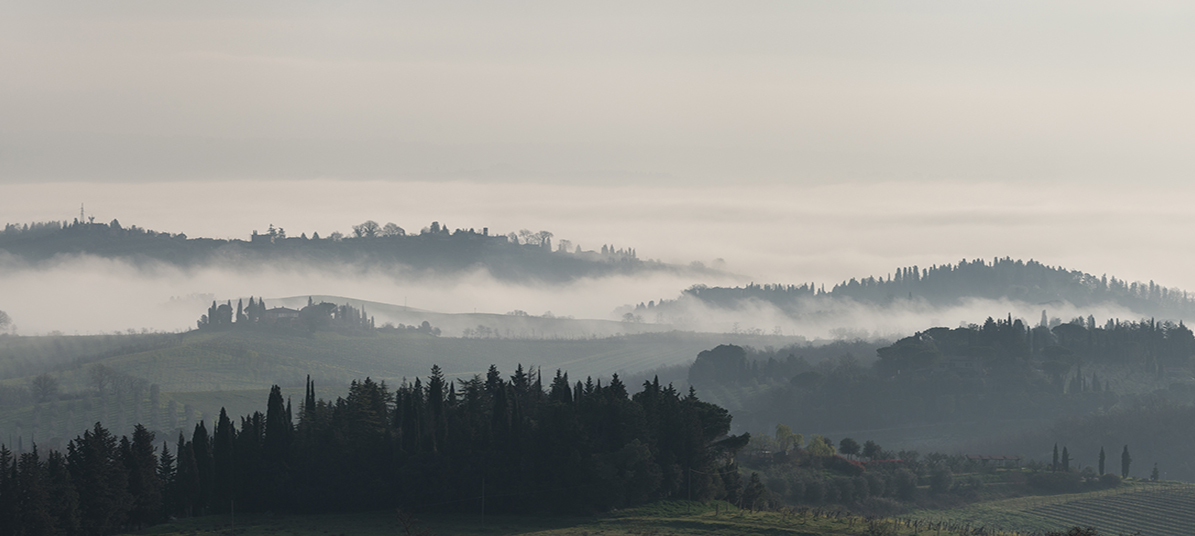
[3, 1, 1195, 333]
[3, 1, 1195, 184]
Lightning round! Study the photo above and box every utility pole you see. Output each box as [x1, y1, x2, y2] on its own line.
[481, 475, 485, 522]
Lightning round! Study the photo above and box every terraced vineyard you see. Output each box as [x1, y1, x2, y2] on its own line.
[914, 483, 1195, 536]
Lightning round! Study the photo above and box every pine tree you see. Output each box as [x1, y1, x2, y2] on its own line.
[0, 445, 15, 536]
[742, 472, 769, 511]
[428, 366, 447, 451]
[45, 450, 81, 535]
[67, 422, 132, 534]
[17, 448, 56, 536]
[126, 424, 162, 529]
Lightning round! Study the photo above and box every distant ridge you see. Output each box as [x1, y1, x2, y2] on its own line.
[0, 218, 707, 283]
[648, 257, 1195, 320]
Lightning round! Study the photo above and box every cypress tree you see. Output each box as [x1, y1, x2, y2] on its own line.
[303, 376, 317, 423]
[174, 432, 198, 517]
[156, 441, 175, 520]
[235, 413, 264, 512]
[263, 386, 290, 461]
[191, 422, 213, 515]
[212, 409, 237, 514]
[261, 386, 292, 510]
[1121, 445, 1132, 478]
[1098, 447, 1106, 476]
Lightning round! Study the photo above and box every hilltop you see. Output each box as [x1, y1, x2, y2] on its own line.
[640, 257, 1195, 322]
[0, 218, 708, 284]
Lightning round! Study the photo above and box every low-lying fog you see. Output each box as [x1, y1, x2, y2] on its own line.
[0, 180, 1187, 336]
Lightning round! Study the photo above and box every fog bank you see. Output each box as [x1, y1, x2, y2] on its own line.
[2, 179, 1193, 286]
[1, 180, 1191, 336]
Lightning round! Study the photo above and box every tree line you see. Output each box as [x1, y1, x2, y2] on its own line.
[0, 365, 750, 535]
[197, 297, 378, 334]
[693, 314, 1193, 396]
[656, 257, 1195, 319]
[0, 218, 653, 284]
[196, 296, 444, 336]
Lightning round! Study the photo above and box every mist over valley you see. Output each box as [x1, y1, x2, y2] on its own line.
[5, 2, 1195, 533]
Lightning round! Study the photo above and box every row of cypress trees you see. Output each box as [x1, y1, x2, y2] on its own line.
[0, 364, 750, 535]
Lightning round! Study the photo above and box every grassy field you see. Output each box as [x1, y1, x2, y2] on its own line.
[131, 501, 987, 536]
[907, 481, 1195, 536]
[3, 330, 786, 393]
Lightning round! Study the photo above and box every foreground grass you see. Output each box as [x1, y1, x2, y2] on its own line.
[132, 501, 979, 536]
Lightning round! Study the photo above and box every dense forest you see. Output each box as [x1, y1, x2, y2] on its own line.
[686, 314, 1195, 478]
[0, 218, 667, 283]
[0, 365, 754, 535]
[640, 257, 1195, 320]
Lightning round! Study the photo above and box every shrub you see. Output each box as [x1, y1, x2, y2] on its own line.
[864, 471, 886, 498]
[804, 476, 825, 503]
[929, 465, 953, 494]
[823, 454, 866, 476]
[1098, 473, 1122, 488]
[1028, 471, 1082, 493]
[893, 469, 918, 501]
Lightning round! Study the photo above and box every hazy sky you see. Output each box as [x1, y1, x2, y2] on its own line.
[4, 2, 1195, 333]
[3, 1, 1195, 183]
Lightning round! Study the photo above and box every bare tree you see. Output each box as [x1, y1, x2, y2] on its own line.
[353, 220, 382, 238]
[381, 222, 405, 237]
[89, 364, 114, 397]
[0, 310, 10, 332]
[30, 373, 59, 403]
